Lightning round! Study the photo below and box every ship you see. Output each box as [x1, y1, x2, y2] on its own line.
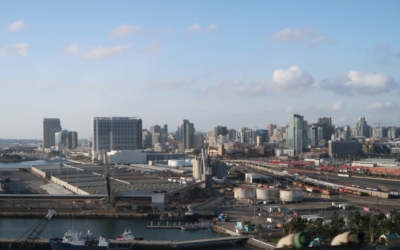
[180, 224, 198, 231]
[115, 229, 143, 241]
[49, 229, 134, 250]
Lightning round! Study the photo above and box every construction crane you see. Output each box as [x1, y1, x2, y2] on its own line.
[100, 151, 117, 212]
[17, 210, 56, 250]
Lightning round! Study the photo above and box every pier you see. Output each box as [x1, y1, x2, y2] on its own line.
[0, 237, 249, 250]
[147, 221, 214, 229]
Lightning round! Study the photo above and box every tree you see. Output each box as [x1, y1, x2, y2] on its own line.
[326, 211, 345, 241]
[368, 214, 380, 243]
[380, 218, 393, 235]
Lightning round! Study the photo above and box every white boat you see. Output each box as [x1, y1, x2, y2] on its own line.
[115, 229, 134, 241]
[181, 224, 198, 231]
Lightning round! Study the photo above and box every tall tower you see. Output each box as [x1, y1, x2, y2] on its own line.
[43, 118, 62, 149]
[182, 119, 195, 150]
[357, 117, 369, 137]
[287, 114, 307, 155]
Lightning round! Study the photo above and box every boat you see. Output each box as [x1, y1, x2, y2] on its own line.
[180, 224, 198, 231]
[49, 229, 133, 250]
[115, 229, 143, 241]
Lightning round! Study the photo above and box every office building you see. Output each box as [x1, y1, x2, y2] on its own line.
[68, 131, 78, 149]
[92, 117, 142, 159]
[228, 129, 236, 141]
[287, 114, 307, 155]
[150, 125, 161, 134]
[356, 116, 369, 138]
[213, 126, 227, 137]
[192, 133, 204, 150]
[55, 130, 69, 152]
[267, 124, 276, 138]
[328, 140, 359, 158]
[255, 129, 269, 144]
[43, 118, 62, 148]
[182, 119, 195, 150]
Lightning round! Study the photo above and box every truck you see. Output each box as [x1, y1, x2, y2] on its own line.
[332, 202, 341, 208]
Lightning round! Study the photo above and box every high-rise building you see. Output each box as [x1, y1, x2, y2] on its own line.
[43, 118, 62, 148]
[228, 129, 236, 141]
[55, 130, 69, 152]
[213, 126, 227, 137]
[287, 114, 307, 155]
[92, 117, 142, 159]
[316, 117, 334, 140]
[150, 125, 161, 134]
[267, 124, 276, 138]
[142, 129, 152, 148]
[255, 129, 269, 144]
[68, 131, 78, 149]
[192, 133, 204, 150]
[356, 116, 369, 137]
[182, 119, 195, 150]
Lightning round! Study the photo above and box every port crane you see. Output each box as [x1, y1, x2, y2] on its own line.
[17, 210, 56, 250]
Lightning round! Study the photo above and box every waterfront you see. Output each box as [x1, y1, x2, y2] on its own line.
[0, 217, 248, 249]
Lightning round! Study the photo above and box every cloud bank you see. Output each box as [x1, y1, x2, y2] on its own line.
[111, 24, 141, 37]
[320, 71, 399, 95]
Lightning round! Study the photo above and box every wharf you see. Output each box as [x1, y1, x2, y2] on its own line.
[0, 237, 249, 250]
[147, 221, 214, 230]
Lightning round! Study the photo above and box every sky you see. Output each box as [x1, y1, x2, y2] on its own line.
[1, 1, 400, 139]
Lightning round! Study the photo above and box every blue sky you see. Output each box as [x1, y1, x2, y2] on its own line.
[1, 1, 399, 139]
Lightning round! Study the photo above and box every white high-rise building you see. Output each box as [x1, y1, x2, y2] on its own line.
[92, 117, 142, 159]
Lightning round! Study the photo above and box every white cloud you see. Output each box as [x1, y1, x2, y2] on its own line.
[140, 40, 161, 55]
[110, 24, 141, 37]
[200, 77, 266, 96]
[320, 71, 399, 95]
[270, 66, 315, 93]
[64, 44, 80, 56]
[330, 101, 346, 111]
[13, 43, 29, 56]
[7, 20, 26, 32]
[366, 102, 397, 111]
[84, 44, 132, 60]
[144, 79, 194, 91]
[270, 28, 335, 47]
[186, 23, 217, 35]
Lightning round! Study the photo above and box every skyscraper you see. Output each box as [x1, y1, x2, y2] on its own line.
[213, 126, 227, 137]
[356, 116, 369, 137]
[317, 117, 334, 140]
[267, 124, 276, 138]
[68, 131, 78, 149]
[182, 119, 195, 150]
[43, 118, 62, 148]
[92, 117, 142, 159]
[287, 114, 307, 155]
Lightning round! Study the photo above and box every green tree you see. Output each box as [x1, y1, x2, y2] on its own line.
[368, 214, 380, 243]
[326, 211, 345, 241]
[380, 218, 393, 234]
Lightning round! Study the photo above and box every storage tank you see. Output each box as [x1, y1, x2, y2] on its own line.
[256, 188, 279, 200]
[192, 159, 201, 180]
[280, 189, 303, 203]
[234, 186, 256, 199]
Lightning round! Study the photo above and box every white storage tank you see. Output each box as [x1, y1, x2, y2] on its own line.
[280, 189, 303, 203]
[256, 188, 280, 200]
[234, 186, 256, 199]
[192, 159, 201, 180]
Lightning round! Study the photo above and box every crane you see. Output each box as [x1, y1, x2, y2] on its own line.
[373, 123, 382, 140]
[17, 210, 56, 250]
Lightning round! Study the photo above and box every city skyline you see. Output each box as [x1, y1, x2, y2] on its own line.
[1, 1, 400, 139]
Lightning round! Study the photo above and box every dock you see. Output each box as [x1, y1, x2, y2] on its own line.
[147, 221, 214, 229]
[0, 237, 249, 250]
